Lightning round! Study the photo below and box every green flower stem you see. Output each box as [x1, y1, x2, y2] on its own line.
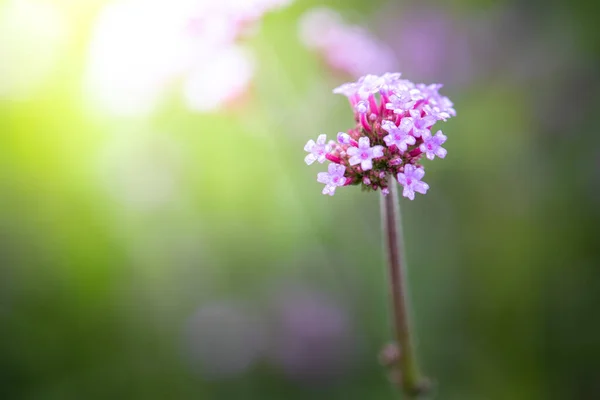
[381, 178, 429, 398]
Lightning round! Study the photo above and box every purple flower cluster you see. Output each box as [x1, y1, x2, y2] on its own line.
[304, 73, 455, 199]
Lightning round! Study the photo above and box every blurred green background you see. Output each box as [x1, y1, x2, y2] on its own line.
[1, 0, 600, 399]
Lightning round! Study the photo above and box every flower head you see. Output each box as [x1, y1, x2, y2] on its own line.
[303, 72, 455, 198]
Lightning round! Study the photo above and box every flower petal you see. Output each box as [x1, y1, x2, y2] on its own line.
[329, 163, 346, 176]
[396, 172, 406, 185]
[381, 120, 396, 133]
[424, 116, 436, 128]
[361, 159, 373, 171]
[305, 153, 317, 165]
[358, 137, 370, 149]
[413, 167, 425, 180]
[383, 135, 394, 147]
[322, 184, 336, 196]
[403, 164, 415, 175]
[436, 131, 447, 144]
[372, 145, 384, 158]
[317, 172, 330, 184]
[348, 155, 361, 166]
[399, 118, 413, 132]
[413, 181, 429, 194]
[304, 139, 315, 152]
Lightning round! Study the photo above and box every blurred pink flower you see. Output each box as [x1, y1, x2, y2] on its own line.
[85, 0, 292, 115]
[378, 5, 473, 86]
[268, 288, 360, 384]
[298, 7, 397, 78]
[183, 46, 255, 113]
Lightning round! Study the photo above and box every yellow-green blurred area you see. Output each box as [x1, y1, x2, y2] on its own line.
[1, 0, 600, 399]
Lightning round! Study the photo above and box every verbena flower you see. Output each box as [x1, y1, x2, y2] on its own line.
[397, 164, 430, 201]
[382, 120, 416, 152]
[347, 137, 384, 171]
[420, 130, 447, 160]
[304, 134, 330, 165]
[303, 72, 455, 199]
[317, 163, 348, 196]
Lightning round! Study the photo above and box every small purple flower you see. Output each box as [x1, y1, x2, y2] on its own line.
[418, 83, 456, 118]
[382, 120, 416, 152]
[385, 86, 421, 114]
[407, 109, 437, 138]
[434, 96, 456, 117]
[423, 104, 451, 121]
[357, 74, 383, 98]
[420, 130, 447, 160]
[304, 134, 331, 165]
[347, 137, 384, 171]
[317, 163, 347, 196]
[417, 83, 443, 98]
[379, 72, 402, 92]
[397, 164, 429, 200]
